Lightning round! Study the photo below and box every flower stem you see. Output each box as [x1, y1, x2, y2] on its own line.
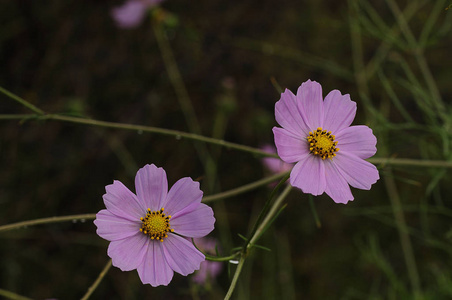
[224, 185, 292, 299]
[0, 214, 96, 232]
[224, 254, 246, 300]
[368, 157, 452, 168]
[0, 113, 276, 158]
[80, 259, 112, 300]
[0, 288, 33, 300]
[0, 86, 44, 115]
[203, 172, 289, 203]
[248, 185, 292, 247]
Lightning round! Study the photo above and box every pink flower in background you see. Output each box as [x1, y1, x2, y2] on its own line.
[261, 144, 293, 174]
[94, 164, 215, 286]
[192, 237, 223, 284]
[272, 80, 379, 204]
[111, 0, 164, 29]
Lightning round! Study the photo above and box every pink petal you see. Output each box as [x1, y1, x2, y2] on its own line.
[261, 144, 293, 174]
[335, 125, 377, 159]
[275, 88, 310, 136]
[164, 178, 203, 216]
[137, 242, 174, 287]
[192, 260, 223, 284]
[135, 164, 168, 211]
[108, 233, 148, 271]
[324, 160, 354, 204]
[111, 1, 148, 29]
[297, 80, 324, 130]
[163, 234, 205, 276]
[290, 155, 326, 195]
[323, 90, 357, 133]
[273, 127, 310, 163]
[103, 180, 143, 221]
[94, 209, 140, 241]
[333, 152, 379, 190]
[171, 203, 215, 237]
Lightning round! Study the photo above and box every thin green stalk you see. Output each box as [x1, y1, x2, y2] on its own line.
[0, 113, 276, 158]
[3, 113, 452, 168]
[0, 214, 96, 232]
[248, 185, 292, 248]
[308, 195, 322, 228]
[384, 167, 422, 299]
[0, 289, 32, 300]
[244, 174, 290, 250]
[203, 172, 289, 203]
[224, 184, 292, 299]
[153, 20, 202, 137]
[0, 86, 44, 115]
[385, 0, 444, 110]
[80, 259, 112, 300]
[224, 254, 246, 300]
[348, 0, 377, 121]
[418, 0, 448, 49]
[153, 19, 218, 183]
[228, 37, 354, 81]
[368, 157, 452, 168]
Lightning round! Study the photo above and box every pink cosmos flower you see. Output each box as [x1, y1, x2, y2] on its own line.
[272, 80, 379, 204]
[94, 164, 215, 286]
[111, 0, 164, 29]
[261, 144, 293, 174]
[191, 237, 223, 284]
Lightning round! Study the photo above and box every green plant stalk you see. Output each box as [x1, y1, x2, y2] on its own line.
[224, 254, 246, 300]
[362, 0, 421, 80]
[0, 289, 33, 300]
[0, 86, 44, 115]
[367, 157, 452, 168]
[0, 174, 287, 231]
[224, 185, 292, 299]
[383, 167, 422, 299]
[248, 185, 292, 247]
[0, 113, 277, 158]
[308, 195, 322, 228]
[3, 113, 452, 168]
[152, 19, 218, 182]
[243, 173, 290, 250]
[385, 0, 444, 112]
[80, 259, 112, 300]
[0, 214, 96, 232]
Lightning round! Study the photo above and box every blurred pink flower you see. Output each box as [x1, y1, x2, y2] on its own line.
[261, 144, 293, 174]
[192, 238, 223, 284]
[94, 164, 215, 286]
[111, 0, 164, 29]
[272, 80, 379, 204]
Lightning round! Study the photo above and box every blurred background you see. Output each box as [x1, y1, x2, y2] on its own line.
[1, 0, 452, 299]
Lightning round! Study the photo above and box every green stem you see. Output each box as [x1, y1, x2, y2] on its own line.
[0, 214, 96, 232]
[308, 195, 322, 228]
[6, 113, 276, 158]
[224, 254, 246, 300]
[224, 185, 292, 299]
[0, 289, 32, 300]
[3, 113, 452, 168]
[0, 86, 44, 115]
[80, 259, 112, 300]
[203, 172, 289, 203]
[368, 157, 452, 168]
[248, 185, 292, 247]
[383, 167, 422, 299]
[153, 20, 202, 136]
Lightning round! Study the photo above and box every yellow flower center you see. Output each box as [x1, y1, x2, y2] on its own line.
[139, 208, 174, 242]
[307, 127, 339, 160]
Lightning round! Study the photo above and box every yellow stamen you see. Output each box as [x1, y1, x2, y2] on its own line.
[306, 127, 339, 160]
[140, 207, 173, 241]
